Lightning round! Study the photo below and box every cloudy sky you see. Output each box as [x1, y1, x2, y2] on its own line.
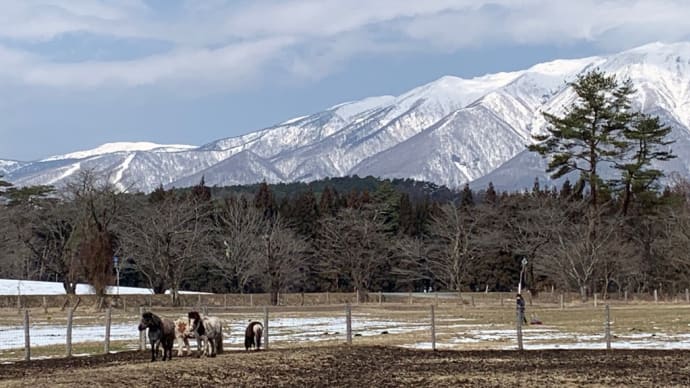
[1, 0, 690, 161]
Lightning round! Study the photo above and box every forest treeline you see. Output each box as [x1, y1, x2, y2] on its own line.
[1, 69, 688, 305]
[1, 171, 690, 305]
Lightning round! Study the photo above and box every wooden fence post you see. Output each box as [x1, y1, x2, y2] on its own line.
[594, 293, 598, 307]
[263, 306, 269, 350]
[408, 292, 412, 305]
[42, 296, 48, 314]
[326, 291, 330, 305]
[605, 304, 611, 351]
[378, 291, 382, 304]
[654, 289, 658, 304]
[250, 294, 254, 307]
[139, 306, 145, 351]
[224, 294, 227, 309]
[202, 306, 208, 316]
[104, 307, 112, 354]
[560, 293, 564, 310]
[66, 308, 74, 357]
[430, 304, 436, 351]
[435, 293, 439, 307]
[471, 295, 475, 307]
[23, 309, 30, 361]
[345, 303, 352, 345]
[686, 289, 689, 304]
[624, 291, 628, 304]
[356, 289, 360, 305]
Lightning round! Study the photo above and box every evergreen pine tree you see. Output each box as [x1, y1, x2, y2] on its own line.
[485, 182, 498, 205]
[460, 183, 474, 207]
[529, 69, 635, 207]
[615, 115, 676, 215]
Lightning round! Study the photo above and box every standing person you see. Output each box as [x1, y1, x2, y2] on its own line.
[516, 293, 527, 325]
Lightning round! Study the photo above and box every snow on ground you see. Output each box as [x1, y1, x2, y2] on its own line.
[0, 279, 153, 296]
[0, 279, 209, 296]
[1, 313, 689, 354]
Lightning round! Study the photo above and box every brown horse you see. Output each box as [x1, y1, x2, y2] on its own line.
[138, 312, 175, 361]
[245, 321, 263, 351]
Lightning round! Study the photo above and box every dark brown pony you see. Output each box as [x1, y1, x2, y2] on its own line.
[138, 312, 175, 361]
[245, 321, 263, 351]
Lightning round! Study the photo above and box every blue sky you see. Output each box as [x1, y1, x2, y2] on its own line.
[1, 0, 690, 161]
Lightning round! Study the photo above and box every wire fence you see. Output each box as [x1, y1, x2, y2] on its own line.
[1, 291, 690, 363]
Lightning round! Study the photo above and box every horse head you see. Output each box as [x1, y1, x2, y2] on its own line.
[188, 311, 205, 336]
[139, 311, 159, 331]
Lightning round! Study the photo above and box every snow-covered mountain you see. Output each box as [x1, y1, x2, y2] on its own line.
[4, 42, 690, 192]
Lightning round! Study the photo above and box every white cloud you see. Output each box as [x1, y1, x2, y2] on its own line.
[10, 38, 295, 88]
[0, 0, 688, 89]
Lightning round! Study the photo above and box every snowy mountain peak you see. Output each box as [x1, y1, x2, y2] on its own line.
[6, 41, 690, 193]
[41, 142, 197, 162]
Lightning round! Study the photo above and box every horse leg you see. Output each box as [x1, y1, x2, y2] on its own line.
[150, 340, 157, 362]
[183, 337, 190, 356]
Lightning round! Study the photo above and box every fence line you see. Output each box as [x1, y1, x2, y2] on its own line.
[5, 289, 690, 311]
[2, 295, 690, 363]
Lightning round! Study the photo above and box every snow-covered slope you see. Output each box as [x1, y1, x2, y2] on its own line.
[41, 142, 196, 162]
[4, 41, 690, 192]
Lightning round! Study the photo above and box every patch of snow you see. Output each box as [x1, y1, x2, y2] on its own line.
[280, 115, 310, 125]
[0, 279, 209, 296]
[41, 142, 196, 162]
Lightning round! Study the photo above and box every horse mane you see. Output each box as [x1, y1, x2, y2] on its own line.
[142, 312, 163, 329]
[150, 313, 163, 328]
[188, 311, 205, 336]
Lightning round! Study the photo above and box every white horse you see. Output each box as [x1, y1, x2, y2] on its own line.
[188, 311, 223, 357]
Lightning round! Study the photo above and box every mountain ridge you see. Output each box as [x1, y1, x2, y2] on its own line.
[4, 41, 690, 192]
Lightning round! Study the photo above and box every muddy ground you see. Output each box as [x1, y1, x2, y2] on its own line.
[0, 346, 688, 387]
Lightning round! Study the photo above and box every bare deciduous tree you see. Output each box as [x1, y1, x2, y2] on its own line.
[536, 203, 625, 301]
[426, 203, 489, 294]
[117, 189, 213, 305]
[256, 216, 309, 305]
[210, 196, 265, 293]
[317, 208, 389, 301]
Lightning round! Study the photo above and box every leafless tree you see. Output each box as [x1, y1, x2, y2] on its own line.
[117, 189, 214, 305]
[0, 203, 35, 280]
[61, 170, 123, 306]
[426, 203, 497, 294]
[535, 203, 626, 301]
[391, 236, 433, 291]
[658, 203, 690, 291]
[210, 196, 265, 293]
[255, 216, 309, 305]
[317, 207, 389, 301]
[492, 194, 566, 293]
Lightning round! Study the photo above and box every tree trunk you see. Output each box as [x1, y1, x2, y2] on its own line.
[580, 285, 587, 302]
[63, 280, 77, 294]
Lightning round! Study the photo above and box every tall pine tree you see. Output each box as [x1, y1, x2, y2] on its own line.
[529, 69, 635, 207]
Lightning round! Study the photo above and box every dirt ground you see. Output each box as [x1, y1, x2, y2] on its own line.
[0, 346, 688, 388]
